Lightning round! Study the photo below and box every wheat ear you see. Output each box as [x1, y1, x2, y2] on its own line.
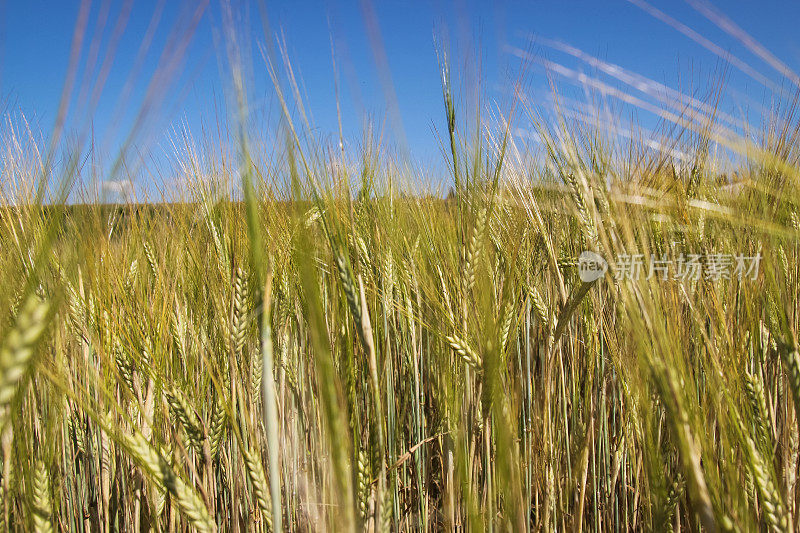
[32, 459, 52, 533]
[446, 334, 481, 369]
[0, 295, 50, 427]
[123, 430, 217, 531]
[743, 435, 788, 531]
[240, 443, 274, 529]
[165, 386, 204, 454]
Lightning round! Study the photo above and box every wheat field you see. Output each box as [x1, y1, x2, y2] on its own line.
[3, 4, 800, 532]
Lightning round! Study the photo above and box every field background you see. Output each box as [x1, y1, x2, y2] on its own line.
[2, 1, 800, 532]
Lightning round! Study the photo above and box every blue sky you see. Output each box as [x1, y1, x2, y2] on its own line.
[2, 1, 800, 196]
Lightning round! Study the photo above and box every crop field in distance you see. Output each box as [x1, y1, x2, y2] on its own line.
[2, 1, 800, 531]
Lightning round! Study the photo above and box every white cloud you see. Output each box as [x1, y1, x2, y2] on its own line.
[101, 179, 134, 201]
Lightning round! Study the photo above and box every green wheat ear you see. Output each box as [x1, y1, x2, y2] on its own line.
[143, 241, 159, 280]
[446, 333, 481, 369]
[778, 343, 800, 419]
[32, 459, 52, 533]
[743, 371, 773, 452]
[240, 442, 274, 529]
[209, 394, 227, 459]
[0, 294, 50, 427]
[122, 430, 217, 532]
[742, 434, 788, 531]
[527, 284, 551, 330]
[165, 386, 204, 454]
[231, 267, 250, 356]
